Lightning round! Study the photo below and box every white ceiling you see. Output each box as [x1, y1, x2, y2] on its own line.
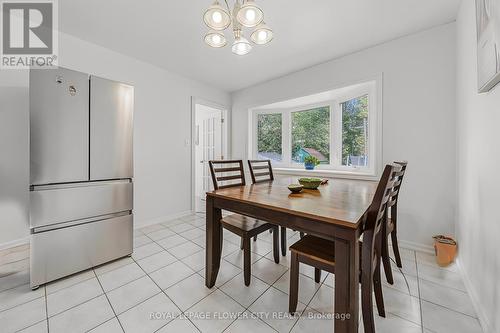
[59, 0, 461, 92]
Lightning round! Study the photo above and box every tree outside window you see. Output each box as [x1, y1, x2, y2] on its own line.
[342, 95, 369, 167]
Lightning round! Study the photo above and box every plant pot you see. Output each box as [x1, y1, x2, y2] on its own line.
[433, 235, 457, 267]
[304, 163, 315, 170]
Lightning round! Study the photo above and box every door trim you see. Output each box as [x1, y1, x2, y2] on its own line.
[191, 97, 229, 213]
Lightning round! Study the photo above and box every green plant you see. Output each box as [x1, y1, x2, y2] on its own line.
[304, 155, 320, 166]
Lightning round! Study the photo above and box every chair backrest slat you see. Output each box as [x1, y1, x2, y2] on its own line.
[361, 164, 400, 282]
[209, 160, 246, 190]
[387, 161, 408, 215]
[248, 160, 274, 184]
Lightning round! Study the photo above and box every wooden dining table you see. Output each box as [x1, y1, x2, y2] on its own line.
[205, 175, 378, 332]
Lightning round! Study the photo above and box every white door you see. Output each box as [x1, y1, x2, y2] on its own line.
[195, 104, 224, 212]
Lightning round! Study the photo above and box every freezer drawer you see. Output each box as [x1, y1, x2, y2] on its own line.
[30, 180, 133, 229]
[30, 214, 133, 287]
[30, 68, 90, 185]
[90, 76, 134, 180]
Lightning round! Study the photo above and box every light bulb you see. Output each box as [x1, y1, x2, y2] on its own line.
[205, 30, 227, 48]
[212, 11, 222, 23]
[236, 0, 263, 27]
[245, 9, 256, 21]
[251, 22, 273, 45]
[257, 30, 267, 41]
[204, 1, 231, 30]
[232, 35, 252, 55]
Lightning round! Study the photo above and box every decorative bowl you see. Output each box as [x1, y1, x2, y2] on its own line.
[287, 184, 304, 193]
[298, 177, 322, 190]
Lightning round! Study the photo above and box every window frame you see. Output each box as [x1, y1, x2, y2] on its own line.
[250, 80, 380, 178]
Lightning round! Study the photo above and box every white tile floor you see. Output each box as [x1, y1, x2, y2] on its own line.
[0, 213, 483, 333]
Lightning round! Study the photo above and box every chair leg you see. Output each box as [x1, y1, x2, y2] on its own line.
[280, 227, 287, 257]
[220, 228, 223, 253]
[289, 252, 299, 314]
[314, 268, 321, 283]
[243, 237, 251, 286]
[373, 261, 386, 317]
[361, 274, 375, 333]
[299, 232, 305, 239]
[391, 231, 403, 268]
[381, 232, 394, 285]
[272, 226, 280, 263]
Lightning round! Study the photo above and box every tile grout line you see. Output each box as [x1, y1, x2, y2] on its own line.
[0, 293, 45, 314]
[85, 317, 122, 333]
[415, 250, 425, 333]
[92, 268, 126, 333]
[218, 269, 289, 333]
[287, 268, 328, 333]
[44, 285, 49, 332]
[129, 255, 203, 333]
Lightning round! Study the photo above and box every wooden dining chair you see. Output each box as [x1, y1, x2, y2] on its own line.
[381, 161, 408, 285]
[288, 164, 400, 333]
[208, 160, 280, 286]
[247, 159, 290, 256]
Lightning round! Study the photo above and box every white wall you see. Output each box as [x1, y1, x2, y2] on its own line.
[0, 33, 230, 247]
[231, 23, 457, 249]
[456, 1, 500, 331]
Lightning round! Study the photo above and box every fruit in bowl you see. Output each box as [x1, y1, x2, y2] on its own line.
[287, 184, 304, 193]
[298, 177, 322, 190]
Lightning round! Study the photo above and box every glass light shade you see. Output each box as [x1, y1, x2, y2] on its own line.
[204, 0, 231, 30]
[251, 22, 273, 45]
[205, 30, 227, 48]
[236, 0, 264, 27]
[232, 36, 252, 55]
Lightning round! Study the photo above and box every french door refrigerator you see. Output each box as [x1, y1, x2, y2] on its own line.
[29, 67, 134, 289]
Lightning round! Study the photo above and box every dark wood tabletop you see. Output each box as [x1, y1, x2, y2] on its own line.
[205, 175, 379, 332]
[207, 176, 378, 228]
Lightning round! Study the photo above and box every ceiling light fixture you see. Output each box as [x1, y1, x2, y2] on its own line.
[203, 0, 273, 55]
[250, 22, 273, 45]
[204, 0, 231, 31]
[236, 0, 263, 27]
[231, 29, 252, 55]
[205, 30, 227, 48]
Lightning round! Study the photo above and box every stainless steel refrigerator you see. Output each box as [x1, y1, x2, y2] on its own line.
[29, 67, 134, 289]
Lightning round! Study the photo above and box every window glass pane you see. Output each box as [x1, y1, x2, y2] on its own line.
[257, 113, 282, 162]
[291, 107, 330, 164]
[342, 95, 369, 167]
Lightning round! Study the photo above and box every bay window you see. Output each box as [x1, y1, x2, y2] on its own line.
[251, 80, 379, 176]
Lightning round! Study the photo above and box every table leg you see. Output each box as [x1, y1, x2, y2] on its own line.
[334, 237, 360, 332]
[205, 196, 222, 288]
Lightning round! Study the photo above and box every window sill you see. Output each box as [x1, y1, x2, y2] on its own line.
[273, 167, 378, 181]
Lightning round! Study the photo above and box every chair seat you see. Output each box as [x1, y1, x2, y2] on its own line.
[289, 235, 336, 267]
[221, 214, 274, 237]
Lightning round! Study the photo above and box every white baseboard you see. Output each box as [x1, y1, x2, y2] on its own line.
[456, 258, 492, 333]
[134, 210, 194, 230]
[396, 239, 434, 254]
[0, 236, 29, 251]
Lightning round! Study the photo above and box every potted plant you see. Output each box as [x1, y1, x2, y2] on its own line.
[304, 156, 320, 170]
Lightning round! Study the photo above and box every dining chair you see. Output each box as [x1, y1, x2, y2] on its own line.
[247, 159, 289, 256]
[381, 161, 408, 285]
[208, 160, 280, 286]
[288, 164, 400, 333]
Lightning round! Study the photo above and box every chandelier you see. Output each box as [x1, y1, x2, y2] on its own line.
[203, 0, 273, 56]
